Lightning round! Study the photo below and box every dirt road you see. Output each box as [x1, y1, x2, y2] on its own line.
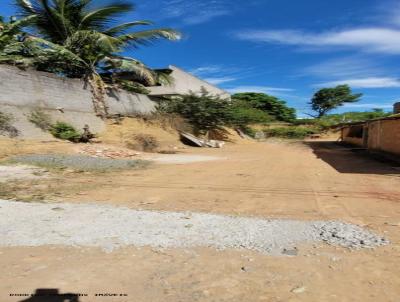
[1, 139, 399, 301]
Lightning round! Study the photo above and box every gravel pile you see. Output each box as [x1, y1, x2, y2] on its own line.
[316, 221, 388, 249]
[0, 200, 388, 254]
[8, 154, 149, 171]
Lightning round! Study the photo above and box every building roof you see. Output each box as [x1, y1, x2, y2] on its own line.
[339, 113, 400, 128]
[148, 65, 231, 98]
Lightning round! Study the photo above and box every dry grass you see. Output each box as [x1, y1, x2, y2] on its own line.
[126, 134, 160, 152]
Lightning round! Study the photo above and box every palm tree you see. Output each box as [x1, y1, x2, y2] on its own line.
[13, 0, 181, 117]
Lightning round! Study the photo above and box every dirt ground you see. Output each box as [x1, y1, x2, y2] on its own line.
[1, 137, 400, 302]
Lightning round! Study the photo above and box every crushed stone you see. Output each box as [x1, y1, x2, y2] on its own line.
[0, 200, 388, 254]
[7, 154, 150, 171]
[0, 165, 48, 182]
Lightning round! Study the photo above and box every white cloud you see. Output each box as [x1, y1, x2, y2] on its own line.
[190, 65, 224, 76]
[184, 10, 230, 25]
[304, 57, 384, 79]
[377, 1, 400, 26]
[226, 86, 294, 94]
[235, 28, 400, 54]
[342, 103, 395, 109]
[203, 77, 237, 85]
[315, 77, 400, 88]
[162, 0, 231, 25]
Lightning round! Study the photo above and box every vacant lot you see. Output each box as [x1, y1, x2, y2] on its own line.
[0, 139, 399, 302]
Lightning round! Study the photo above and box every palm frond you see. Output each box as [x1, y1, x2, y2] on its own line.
[118, 29, 181, 47]
[29, 35, 88, 66]
[156, 71, 174, 85]
[79, 2, 134, 30]
[104, 21, 153, 36]
[103, 56, 157, 86]
[14, 0, 37, 15]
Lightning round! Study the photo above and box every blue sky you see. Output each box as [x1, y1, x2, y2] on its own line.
[1, 0, 400, 116]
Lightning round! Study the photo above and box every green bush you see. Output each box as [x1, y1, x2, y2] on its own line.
[162, 88, 230, 135]
[293, 110, 391, 129]
[227, 100, 273, 127]
[264, 126, 320, 139]
[50, 122, 81, 142]
[231, 93, 296, 122]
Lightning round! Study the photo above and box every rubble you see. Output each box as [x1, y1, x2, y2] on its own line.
[77, 145, 141, 159]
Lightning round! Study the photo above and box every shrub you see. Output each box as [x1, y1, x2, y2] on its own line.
[293, 110, 392, 129]
[0, 111, 19, 137]
[127, 134, 160, 152]
[264, 126, 320, 139]
[227, 100, 273, 127]
[50, 122, 81, 142]
[161, 88, 230, 135]
[231, 93, 296, 122]
[28, 109, 52, 131]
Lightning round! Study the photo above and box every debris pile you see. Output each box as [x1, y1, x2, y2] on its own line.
[180, 132, 225, 148]
[78, 145, 141, 159]
[316, 221, 389, 249]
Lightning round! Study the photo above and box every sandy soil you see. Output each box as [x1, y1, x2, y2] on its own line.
[0, 138, 399, 301]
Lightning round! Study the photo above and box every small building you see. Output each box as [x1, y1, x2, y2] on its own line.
[341, 106, 400, 156]
[148, 65, 231, 100]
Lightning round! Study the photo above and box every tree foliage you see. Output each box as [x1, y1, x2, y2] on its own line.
[164, 88, 231, 134]
[310, 85, 362, 117]
[227, 99, 272, 127]
[231, 93, 296, 122]
[12, 0, 180, 81]
[0, 0, 181, 117]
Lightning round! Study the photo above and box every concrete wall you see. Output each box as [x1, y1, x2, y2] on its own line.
[0, 65, 157, 138]
[394, 102, 400, 114]
[148, 65, 231, 99]
[341, 125, 364, 147]
[342, 118, 400, 156]
[368, 119, 400, 155]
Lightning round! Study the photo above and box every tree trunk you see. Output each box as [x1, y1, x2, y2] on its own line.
[86, 73, 109, 119]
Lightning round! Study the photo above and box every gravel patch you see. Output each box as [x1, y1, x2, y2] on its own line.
[7, 154, 150, 171]
[0, 200, 388, 254]
[0, 165, 48, 182]
[144, 154, 222, 164]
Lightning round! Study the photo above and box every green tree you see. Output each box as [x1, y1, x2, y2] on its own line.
[227, 99, 272, 127]
[231, 93, 296, 122]
[165, 88, 230, 135]
[11, 0, 180, 117]
[310, 85, 362, 118]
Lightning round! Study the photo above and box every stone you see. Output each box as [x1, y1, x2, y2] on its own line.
[291, 286, 306, 294]
[282, 247, 298, 256]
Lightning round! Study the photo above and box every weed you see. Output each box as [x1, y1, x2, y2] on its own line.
[127, 134, 160, 152]
[264, 126, 320, 139]
[50, 122, 81, 142]
[28, 109, 52, 131]
[0, 111, 19, 137]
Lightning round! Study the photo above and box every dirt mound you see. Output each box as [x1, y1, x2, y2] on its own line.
[0, 137, 74, 160]
[99, 117, 182, 151]
[100, 118, 249, 151]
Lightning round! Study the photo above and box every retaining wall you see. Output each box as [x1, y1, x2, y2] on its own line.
[0, 65, 157, 138]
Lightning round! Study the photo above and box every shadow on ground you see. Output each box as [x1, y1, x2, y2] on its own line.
[18, 289, 81, 302]
[305, 141, 400, 175]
